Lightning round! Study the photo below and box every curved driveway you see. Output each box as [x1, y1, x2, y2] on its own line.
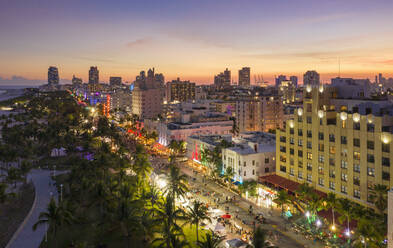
[7, 169, 58, 248]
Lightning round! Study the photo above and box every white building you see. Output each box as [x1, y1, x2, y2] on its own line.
[186, 134, 232, 162]
[222, 132, 276, 182]
[158, 112, 233, 146]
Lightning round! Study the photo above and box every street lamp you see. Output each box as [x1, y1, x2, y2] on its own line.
[305, 211, 310, 218]
[316, 219, 322, 228]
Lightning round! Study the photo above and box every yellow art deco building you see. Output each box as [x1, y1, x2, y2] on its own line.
[275, 85, 393, 208]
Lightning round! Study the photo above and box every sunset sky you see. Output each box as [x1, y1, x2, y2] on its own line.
[1, 0, 393, 85]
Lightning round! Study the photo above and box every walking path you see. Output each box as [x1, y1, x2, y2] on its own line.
[6, 169, 58, 248]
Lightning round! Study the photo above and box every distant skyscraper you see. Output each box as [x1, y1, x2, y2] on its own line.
[303, 70, 320, 86]
[110, 77, 122, 86]
[166, 78, 196, 103]
[214, 68, 231, 87]
[290, 76, 298, 87]
[89, 66, 99, 84]
[275, 75, 287, 87]
[72, 75, 82, 86]
[48, 66, 59, 85]
[238, 67, 250, 87]
[88, 66, 100, 92]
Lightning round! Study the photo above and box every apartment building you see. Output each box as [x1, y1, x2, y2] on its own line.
[274, 85, 393, 208]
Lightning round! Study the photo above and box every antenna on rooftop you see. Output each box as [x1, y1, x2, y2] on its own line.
[338, 57, 341, 78]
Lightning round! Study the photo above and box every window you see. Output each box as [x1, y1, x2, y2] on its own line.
[354, 164, 360, 173]
[298, 139, 303, 147]
[353, 122, 360, 130]
[307, 152, 312, 160]
[298, 161, 303, 168]
[290, 148, 294, 155]
[307, 163, 312, 171]
[290, 128, 294, 134]
[307, 130, 312, 138]
[252, 160, 255, 166]
[341, 185, 347, 194]
[290, 137, 294, 145]
[329, 146, 336, 154]
[329, 158, 335, 166]
[290, 158, 294, 165]
[367, 141, 374, 150]
[341, 160, 348, 169]
[341, 148, 348, 157]
[298, 116, 303, 122]
[329, 134, 335, 142]
[252, 170, 255, 175]
[265, 158, 269, 164]
[367, 123, 375, 132]
[367, 181, 374, 189]
[306, 103, 312, 112]
[307, 174, 312, 182]
[298, 171, 303, 179]
[244, 171, 246, 176]
[367, 154, 375, 163]
[383, 171, 390, 181]
[367, 167, 375, 177]
[354, 190, 360, 199]
[280, 155, 286, 162]
[353, 176, 360, 186]
[341, 136, 347, 145]
[244, 161, 246, 167]
[318, 155, 324, 163]
[280, 136, 286, 142]
[265, 167, 270, 173]
[298, 129, 303, 136]
[318, 177, 324, 186]
[298, 150, 303, 157]
[280, 146, 286, 153]
[318, 143, 324, 152]
[329, 181, 335, 190]
[318, 166, 324, 174]
[353, 151, 360, 160]
[341, 173, 348, 182]
[290, 167, 294, 176]
[318, 132, 324, 140]
[307, 141, 312, 149]
[382, 143, 390, 153]
[382, 157, 390, 167]
[353, 138, 360, 147]
[329, 170, 335, 178]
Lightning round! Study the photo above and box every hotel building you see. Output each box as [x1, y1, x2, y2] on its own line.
[274, 84, 393, 208]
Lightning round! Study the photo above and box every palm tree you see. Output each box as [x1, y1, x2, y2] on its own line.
[325, 192, 337, 228]
[185, 200, 211, 243]
[223, 166, 234, 185]
[33, 198, 74, 248]
[165, 164, 189, 204]
[307, 193, 322, 223]
[337, 198, 353, 238]
[370, 184, 388, 214]
[154, 195, 185, 248]
[0, 183, 14, 203]
[248, 226, 276, 248]
[295, 183, 314, 203]
[197, 231, 225, 248]
[274, 190, 291, 215]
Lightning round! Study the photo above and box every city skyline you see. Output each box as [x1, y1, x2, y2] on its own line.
[1, 0, 393, 85]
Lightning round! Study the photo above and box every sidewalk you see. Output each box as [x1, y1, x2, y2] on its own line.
[6, 169, 58, 248]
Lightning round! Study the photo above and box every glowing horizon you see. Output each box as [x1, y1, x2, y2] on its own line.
[1, 0, 393, 85]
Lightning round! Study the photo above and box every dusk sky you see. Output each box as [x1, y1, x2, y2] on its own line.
[1, 0, 393, 85]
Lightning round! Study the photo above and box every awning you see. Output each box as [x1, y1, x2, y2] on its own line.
[259, 174, 327, 198]
[221, 214, 231, 219]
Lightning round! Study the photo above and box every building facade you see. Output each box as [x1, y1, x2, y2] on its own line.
[222, 132, 276, 182]
[88, 66, 100, 92]
[166, 78, 196, 103]
[303, 70, 320, 86]
[214, 68, 231, 88]
[109, 77, 122, 87]
[131, 68, 165, 119]
[276, 85, 393, 208]
[236, 96, 283, 133]
[238, 67, 251, 87]
[48, 66, 59, 85]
